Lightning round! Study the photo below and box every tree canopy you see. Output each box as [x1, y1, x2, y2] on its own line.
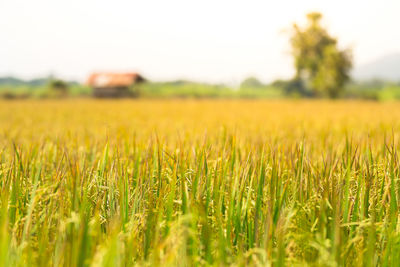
[290, 12, 352, 98]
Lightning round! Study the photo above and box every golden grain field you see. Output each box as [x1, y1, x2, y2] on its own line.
[1, 100, 400, 266]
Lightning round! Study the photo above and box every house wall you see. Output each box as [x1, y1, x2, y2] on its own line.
[93, 87, 131, 98]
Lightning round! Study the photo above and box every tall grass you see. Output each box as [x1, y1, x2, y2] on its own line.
[0, 99, 399, 266]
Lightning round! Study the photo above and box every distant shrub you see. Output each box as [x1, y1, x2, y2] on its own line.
[240, 77, 265, 89]
[48, 79, 69, 96]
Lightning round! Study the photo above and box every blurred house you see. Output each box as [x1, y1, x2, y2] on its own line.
[87, 72, 145, 98]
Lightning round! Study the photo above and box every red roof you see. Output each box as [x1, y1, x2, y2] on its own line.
[87, 72, 143, 87]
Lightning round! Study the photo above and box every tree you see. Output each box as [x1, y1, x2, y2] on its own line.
[290, 12, 352, 98]
[48, 79, 69, 96]
[240, 77, 265, 89]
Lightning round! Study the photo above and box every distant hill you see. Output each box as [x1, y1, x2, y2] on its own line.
[0, 76, 79, 87]
[353, 53, 400, 81]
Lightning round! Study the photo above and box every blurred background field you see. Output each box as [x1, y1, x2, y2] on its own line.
[2, 99, 400, 141]
[1, 77, 400, 101]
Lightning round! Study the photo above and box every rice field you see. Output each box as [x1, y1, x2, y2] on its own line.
[1, 99, 400, 266]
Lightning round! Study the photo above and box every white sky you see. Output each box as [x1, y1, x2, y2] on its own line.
[1, 0, 400, 84]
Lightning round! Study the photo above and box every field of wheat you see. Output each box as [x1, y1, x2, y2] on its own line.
[0, 99, 400, 266]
